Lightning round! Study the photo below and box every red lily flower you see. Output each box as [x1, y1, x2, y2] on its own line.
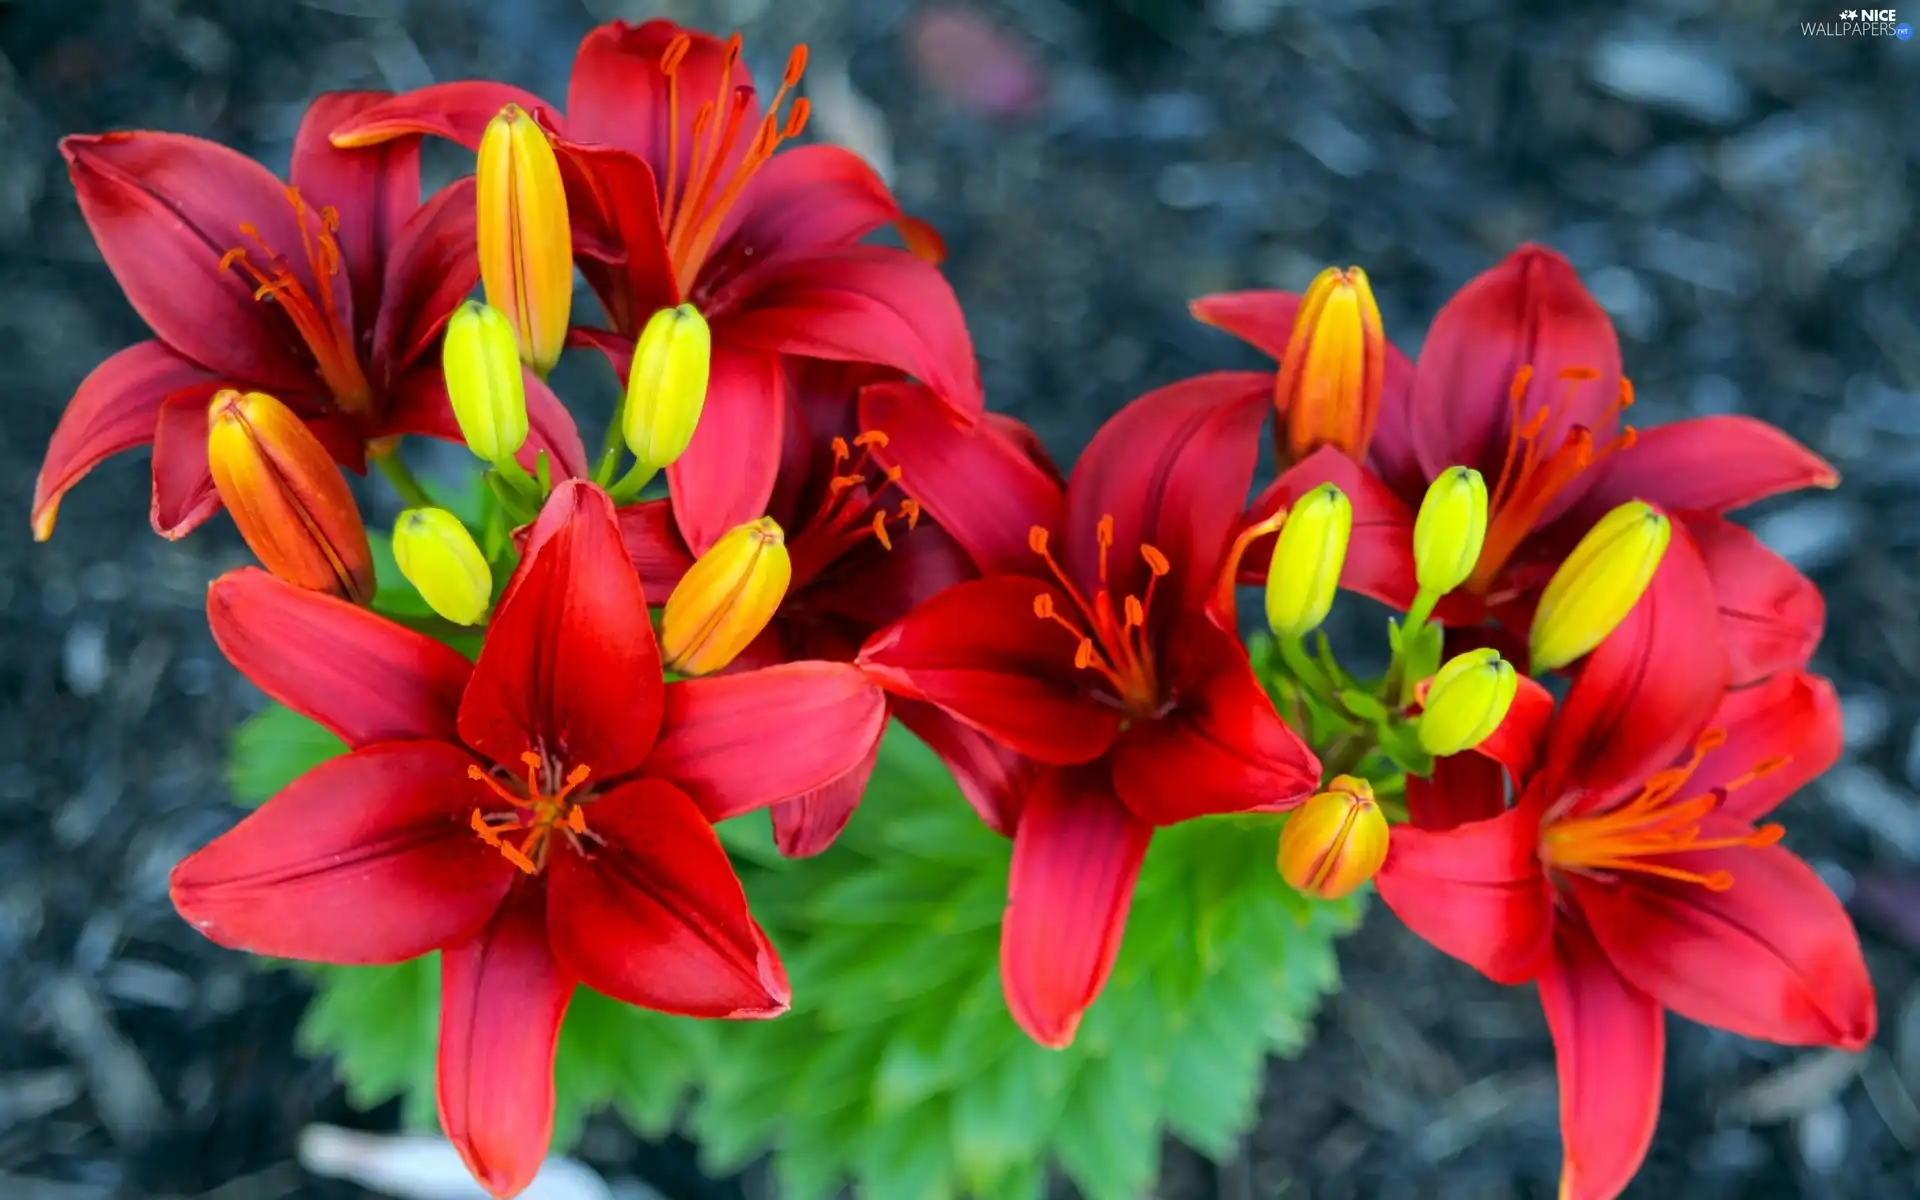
[328, 19, 982, 550]
[170, 480, 885, 1199]
[36, 92, 585, 542]
[1374, 522, 1873, 1200]
[1201, 244, 1833, 684]
[855, 374, 1322, 1047]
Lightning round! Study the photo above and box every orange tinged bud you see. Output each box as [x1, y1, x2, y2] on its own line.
[206, 390, 373, 603]
[1276, 775, 1389, 901]
[477, 104, 572, 374]
[660, 517, 792, 676]
[1275, 266, 1386, 462]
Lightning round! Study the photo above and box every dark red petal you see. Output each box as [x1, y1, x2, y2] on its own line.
[666, 343, 786, 554]
[1539, 915, 1666, 1200]
[1189, 289, 1300, 361]
[1237, 447, 1418, 613]
[616, 498, 695, 604]
[701, 145, 904, 290]
[149, 388, 227, 537]
[645, 663, 889, 823]
[1365, 346, 1425, 501]
[855, 576, 1125, 765]
[768, 721, 885, 858]
[1000, 766, 1153, 1048]
[380, 365, 586, 483]
[32, 341, 219, 541]
[1374, 799, 1554, 985]
[460, 481, 664, 777]
[799, 518, 978, 635]
[553, 140, 676, 331]
[894, 698, 1038, 837]
[1572, 832, 1876, 1050]
[1572, 415, 1838, 520]
[61, 132, 315, 391]
[370, 176, 480, 384]
[1063, 371, 1270, 618]
[169, 742, 511, 963]
[1474, 673, 1556, 786]
[713, 245, 984, 424]
[1692, 670, 1842, 824]
[1409, 245, 1623, 506]
[291, 91, 420, 339]
[1544, 516, 1729, 811]
[1684, 512, 1824, 686]
[547, 779, 789, 1017]
[438, 886, 572, 1200]
[326, 81, 553, 151]
[861, 380, 1064, 577]
[565, 20, 754, 187]
[1110, 621, 1320, 825]
[1405, 753, 1508, 832]
[208, 567, 471, 746]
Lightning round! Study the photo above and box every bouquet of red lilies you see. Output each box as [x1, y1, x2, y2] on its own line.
[36, 18, 1874, 1200]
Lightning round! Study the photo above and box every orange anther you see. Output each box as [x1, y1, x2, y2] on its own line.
[661, 33, 691, 73]
[1141, 545, 1170, 576]
[872, 510, 893, 551]
[1028, 526, 1050, 556]
[1033, 593, 1056, 619]
[784, 44, 809, 87]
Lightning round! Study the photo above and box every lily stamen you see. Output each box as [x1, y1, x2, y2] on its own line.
[464, 752, 593, 874]
[1027, 520, 1167, 715]
[788, 429, 915, 583]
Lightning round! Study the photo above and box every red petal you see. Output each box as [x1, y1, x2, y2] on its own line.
[553, 140, 676, 331]
[616, 498, 695, 604]
[292, 91, 421, 340]
[713, 245, 984, 424]
[32, 341, 219, 541]
[371, 177, 480, 384]
[1062, 371, 1270, 619]
[1572, 832, 1876, 1049]
[565, 20, 754, 189]
[438, 885, 572, 1200]
[1692, 670, 1842, 824]
[1366, 346, 1426, 501]
[645, 662, 889, 823]
[1374, 799, 1554, 984]
[855, 576, 1125, 765]
[798, 517, 978, 635]
[380, 364, 586, 483]
[1237, 447, 1418, 613]
[1572, 415, 1838, 520]
[326, 81, 553, 151]
[1405, 753, 1508, 832]
[701, 145, 905, 290]
[1000, 766, 1152, 1048]
[1410, 245, 1623, 510]
[666, 343, 786, 554]
[1189, 289, 1301, 361]
[1110, 621, 1320, 825]
[861, 380, 1064, 576]
[984, 412, 1066, 485]
[208, 567, 471, 746]
[546, 779, 789, 1017]
[1539, 916, 1666, 1200]
[149, 388, 227, 537]
[170, 742, 511, 963]
[1684, 512, 1824, 686]
[460, 481, 664, 778]
[61, 133, 314, 391]
[894, 698, 1038, 836]
[1475, 673, 1556, 785]
[1543, 517, 1730, 811]
[768, 721, 885, 858]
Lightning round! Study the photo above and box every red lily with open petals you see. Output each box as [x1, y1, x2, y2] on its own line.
[856, 374, 1322, 1047]
[329, 18, 981, 549]
[36, 93, 585, 543]
[1373, 523, 1872, 1200]
[170, 481, 883, 1199]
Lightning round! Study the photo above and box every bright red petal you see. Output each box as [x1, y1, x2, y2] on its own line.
[862, 381, 1063, 576]
[666, 343, 786, 554]
[1474, 673, 1556, 785]
[370, 177, 480, 384]
[149, 389, 226, 538]
[326, 81, 553, 151]
[1001, 765, 1152, 1048]
[1572, 415, 1838, 520]
[291, 91, 420, 339]
[1572, 833, 1875, 1050]
[170, 741, 512, 963]
[1374, 799, 1554, 984]
[438, 885, 572, 1200]
[460, 481, 664, 778]
[894, 698, 1038, 836]
[1693, 670, 1842, 824]
[565, 20, 753, 189]
[768, 722, 885, 858]
[701, 145, 905, 289]
[856, 576, 1125, 765]
[546, 779, 789, 1017]
[1188, 289, 1300, 361]
[1684, 512, 1824, 686]
[1539, 916, 1666, 1200]
[1237, 446, 1418, 613]
[645, 662, 889, 822]
[616, 498, 695, 603]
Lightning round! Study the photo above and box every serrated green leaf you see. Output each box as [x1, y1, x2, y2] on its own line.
[229, 704, 347, 806]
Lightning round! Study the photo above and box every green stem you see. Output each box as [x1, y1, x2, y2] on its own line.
[374, 451, 435, 509]
[594, 393, 629, 487]
[1403, 588, 1439, 634]
[1318, 734, 1371, 782]
[606, 460, 659, 505]
[1278, 635, 1329, 701]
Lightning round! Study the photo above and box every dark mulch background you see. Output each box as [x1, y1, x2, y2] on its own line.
[4, 0, 1918, 1196]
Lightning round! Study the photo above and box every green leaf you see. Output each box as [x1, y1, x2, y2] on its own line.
[228, 703, 347, 805]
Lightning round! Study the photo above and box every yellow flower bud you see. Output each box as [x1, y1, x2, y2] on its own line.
[392, 508, 493, 627]
[1276, 775, 1389, 901]
[477, 104, 572, 374]
[1418, 648, 1518, 756]
[443, 301, 529, 464]
[1276, 266, 1386, 462]
[1264, 483, 1352, 639]
[622, 305, 712, 473]
[1529, 501, 1671, 672]
[660, 517, 791, 675]
[1412, 466, 1488, 598]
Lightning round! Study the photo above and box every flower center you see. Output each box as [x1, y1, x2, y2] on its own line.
[658, 32, 811, 297]
[467, 750, 597, 875]
[1467, 366, 1636, 593]
[786, 430, 920, 587]
[218, 187, 374, 415]
[1028, 515, 1170, 718]
[1541, 730, 1789, 891]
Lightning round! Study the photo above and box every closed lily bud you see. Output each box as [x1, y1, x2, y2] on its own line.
[443, 301, 529, 464]
[392, 508, 492, 626]
[1264, 483, 1352, 640]
[477, 104, 571, 374]
[1276, 266, 1386, 462]
[1277, 775, 1389, 901]
[622, 305, 712, 473]
[1419, 649, 1518, 756]
[207, 390, 373, 603]
[660, 517, 791, 676]
[1412, 467, 1488, 598]
[1530, 501, 1671, 672]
